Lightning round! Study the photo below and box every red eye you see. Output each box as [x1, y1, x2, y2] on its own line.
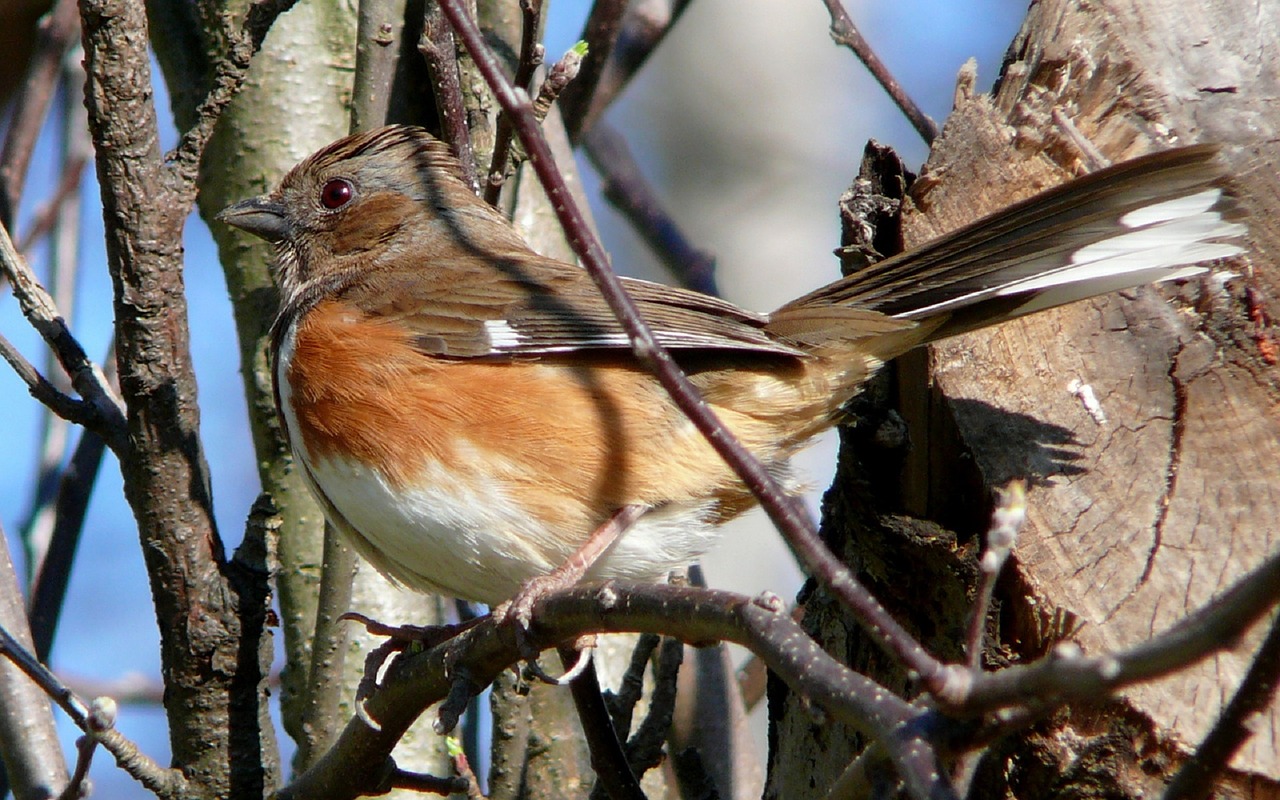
[319, 178, 354, 209]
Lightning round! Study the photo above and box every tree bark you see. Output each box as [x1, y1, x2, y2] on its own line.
[772, 0, 1279, 797]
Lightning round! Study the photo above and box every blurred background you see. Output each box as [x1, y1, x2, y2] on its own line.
[0, 0, 1024, 795]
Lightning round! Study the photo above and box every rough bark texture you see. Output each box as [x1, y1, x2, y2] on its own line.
[80, 0, 278, 794]
[771, 0, 1279, 797]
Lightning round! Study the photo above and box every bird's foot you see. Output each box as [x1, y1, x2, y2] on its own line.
[493, 574, 597, 685]
[340, 611, 480, 730]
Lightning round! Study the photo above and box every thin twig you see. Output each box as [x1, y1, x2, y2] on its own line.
[56, 734, 95, 800]
[559, 0, 629, 139]
[28, 426, 108, 662]
[0, 624, 187, 798]
[484, 0, 544, 205]
[16, 155, 87, 254]
[1161, 610, 1280, 800]
[621, 635, 683, 778]
[0, 0, 80, 230]
[0, 521, 68, 798]
[964, 482, 1025, 672]
[820, 0, 938, 145]
[485, 42, 580, 204]
[583, 123, 718, 294]
[0, 333, 99, 428]
[590, 0, 693, 119]
[956, 550, 1280, 713]
[562, 644, 647, 800]
[436, 0, 956, 706]
[421, 2, 479, 191]
[0, 221, 127, 452]
[167, 0, 302, 194]
[605, 632, 660, 737]
[591, 636, 682, 800]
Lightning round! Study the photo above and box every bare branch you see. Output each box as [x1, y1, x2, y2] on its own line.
[964, 481, 1025, 672]
[0, 523, 68, 798]
[421, 2, 479, 190]
[281, 584, 944, 800]
[562, 645, 646, 800]
[166, 0, 302, 193]
[0, 333, 100, 428]
[294, 524, 357, 770]
[820, 0, 938, 144]
[56, 732, 94, 800]
[79, 0, 279, 792]
[558, 0, 628, 139]
[583, 123, 718, 294]
[0, 623, 186, 798]
[617, 635, 683, 783]
[15, 154, 86, 254]
[0, 223, 126, 451]
[484, 0, 545, 205]
[352, 0, 405, 132]
[589, 0, 693, 119]
[28, 426, 108, 662]
[953, 550, 1280, 713]
[0, 0, 79, 230]
[1162, 610, 1280, 800]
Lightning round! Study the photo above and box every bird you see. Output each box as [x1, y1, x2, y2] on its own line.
[218, 124, 1245, 609]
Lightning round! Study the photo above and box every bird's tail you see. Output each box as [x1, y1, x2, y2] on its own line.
[768, 146, 1245, 358]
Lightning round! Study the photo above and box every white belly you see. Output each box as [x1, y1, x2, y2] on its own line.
[300, 451, 722, 604]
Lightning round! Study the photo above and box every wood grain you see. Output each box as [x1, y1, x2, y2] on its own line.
[901, 0, 1280, 783]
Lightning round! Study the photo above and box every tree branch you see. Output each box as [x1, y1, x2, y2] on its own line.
[588, 0, 693, 122]
[0, 0, 79, 230]
[583, 123, 718, 294]
[78, 0, 278, 793]
[558, 0, 627, 139]
[0, 524, 67, 799]
[281, 584, 942, 800]
[1162, 609, 1280, 800]
[167, 0, 302, 193]
[953, 550, 1280, 713]
[820, 0, 937, 144]
[0, 220, 126, 451]
[0, 619, 185, 798]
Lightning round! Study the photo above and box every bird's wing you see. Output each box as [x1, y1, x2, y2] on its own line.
[344, 254, 810, 359]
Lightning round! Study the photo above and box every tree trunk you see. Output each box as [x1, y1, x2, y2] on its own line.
[771, 0, 1280, 797]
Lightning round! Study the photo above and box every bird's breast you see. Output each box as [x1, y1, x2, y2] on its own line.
[272, 298, 749, 603]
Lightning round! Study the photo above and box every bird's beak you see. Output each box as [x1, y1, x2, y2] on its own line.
[217, 196, 291, 243]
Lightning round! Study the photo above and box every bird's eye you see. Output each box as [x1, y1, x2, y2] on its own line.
[319, 178, 354, 210]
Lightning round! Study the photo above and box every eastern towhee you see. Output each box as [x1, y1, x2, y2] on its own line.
[219, 125, 1245, 607]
